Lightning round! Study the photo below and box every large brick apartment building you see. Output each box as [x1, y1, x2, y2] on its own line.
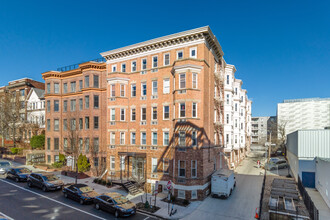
[42, 26, 252, 200]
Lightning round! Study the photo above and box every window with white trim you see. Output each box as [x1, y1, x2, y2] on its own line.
[131, 108, 136, 121]
[152, 158, 157, 173]
[192, 103, 197, 118]
[111, 109, 115, 121]
[179, 73, 186, 89]
[179, 131, 185, 146]
[191, 160, 197, 178]
[178, 190, 185, 199]
[120, 132, 125, 145]
[163, 132, 169, 146]
[141, 132, 146, 145]
[121, 63, 126, 72]
[131, 61, 137, 72]
[163, 158, 169, 174]
[110, 156, 115, 170]
[131, 132, 136, 145]
[112, 65, 117, 72]
[110, 132, 115, 145]
[178, 160, 186, 177]
[131, 84, 136, 97]
[120, 109, 125, 121]
[120, 84, 125, 97]
[120, 156, 125, 170]
[111, 84, 115, 97]
[191, 190, 197, 199]
[226, 75, 229, 84]
[152, 107, 157, 120]
[152, 132, 157, 145]
[152, 80, 158, 95]
[163, 106, 169, 119]
[179, 103, 186, 118]
[226, 114, 229, 124]
[177, 50, 183, 60]
[142, 58, 147, 70]
[227, 94, 230, 104]
[152, 56, 158, 68]
[141, 82, 147, 96]
[163, 78, 170, 94]
[164, 53, 170, 66]
[192, 73, 198, 89]
[190, 47, 197, 58]
[192, 131, 197, 146]
[141, 107, 146, 121]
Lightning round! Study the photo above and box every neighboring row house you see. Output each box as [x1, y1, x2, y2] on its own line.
[223, 65, 252, 168]
[42, 26, 252, 200]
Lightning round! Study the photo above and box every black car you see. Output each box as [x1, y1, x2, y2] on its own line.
[27, 172, 64, 191]
[94, 192, 136, 218]
[6, 167, 32, 182]
[63, 184, 100, 205]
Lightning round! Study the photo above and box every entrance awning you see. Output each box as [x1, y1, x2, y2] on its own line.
[118, 152, 146, 157]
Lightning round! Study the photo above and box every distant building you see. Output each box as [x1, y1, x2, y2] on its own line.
[277, 98, 330, 140]
[251, 116, 277, 145]
[286, 129, 330, 188]
[26, 88, 45, 129]
[315, 157, 330, 208]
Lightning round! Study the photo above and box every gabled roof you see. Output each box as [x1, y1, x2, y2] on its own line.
[27, 88, 45, 100]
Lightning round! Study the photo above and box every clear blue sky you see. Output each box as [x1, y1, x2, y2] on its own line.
[0, 0, 329, 116]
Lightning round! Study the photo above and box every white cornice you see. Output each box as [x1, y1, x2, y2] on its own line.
[101, 26, 224, 62]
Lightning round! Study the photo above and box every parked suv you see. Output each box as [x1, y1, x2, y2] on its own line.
[6, 167, 32, 182]
[27, 172, 64, 191]
[63, 184, 99, 205]
[0, 161, 12, 175]
[265, 159, 288, 170]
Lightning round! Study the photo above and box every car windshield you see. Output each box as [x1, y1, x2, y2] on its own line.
[16, 168, 31, 173]
[42, 175, 59, 181]
[113, 196, 129, 205]
[79, 186, 93, 193]
[0, 162, 10, 167]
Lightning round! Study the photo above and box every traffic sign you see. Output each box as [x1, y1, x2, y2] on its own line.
[167, 180, 173, 190]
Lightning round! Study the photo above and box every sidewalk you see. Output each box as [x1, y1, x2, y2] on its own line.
[306, 188, 330, 220]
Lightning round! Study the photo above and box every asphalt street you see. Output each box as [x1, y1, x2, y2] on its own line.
[0, 177, 157, 220]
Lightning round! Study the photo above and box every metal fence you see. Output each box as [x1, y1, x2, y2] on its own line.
[56, 57, 106, 72]
[258, 170, 267, 219]
[297, 175, 319, 220]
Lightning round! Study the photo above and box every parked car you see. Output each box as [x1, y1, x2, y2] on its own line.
[6, 167, 32, 182]
[211, 169, 236, 199]
[63, 184, 99, 205]
[265, 159, 288, 170]
[27, 172, 64, 191]
[0, 161, 12, 175]
[94, 192, 136, 218]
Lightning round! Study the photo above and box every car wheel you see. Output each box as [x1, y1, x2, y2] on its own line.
[95, 203, 100, 210]
[79, 199, 84, 205]
[230, 189, 233, 196]
[42, 186, 47, 192]
[15, 177, 19, 182]
[64, 193, 68, 198]
[115, 210, 119, 218]
[27, 181, 33, 188]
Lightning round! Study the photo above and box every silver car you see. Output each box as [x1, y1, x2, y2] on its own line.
[265, 159, 288, 170]
[0, 161, 12, 175]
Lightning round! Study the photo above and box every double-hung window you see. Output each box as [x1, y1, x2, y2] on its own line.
[179, 103, 185, 118]
[192, 131, 197, 146]
[163, 106, 169, 119]
[70, 99, 76, 111]
[152, 56, 158, 68]
[178, 160, 186, 177]
[192, 73, 198, 89]
[190, 47, 197, 58]
[112, 65, 117, 72]
[152, 132, 157, 145]
[191, 160, 197, 178]
[54, 100, 59, 112]
[63, 100, 67, 112]
[131, 108, 136, 121]
[46, 83, 50, 94]
[79, 118, 83, 130]
[179, 131, 185, 147]
[94, 116, 99, 129]
[120, 84, 125, 97]
[63, 119, 67, 131]
[94, 95, 99, 109]
[111, 84, 115, 97]
[54, 83, 59, 94]
[177, 50, 183, 60]
[192, 103, 197, 118]
[110, 156, 115, 170]
[111, 109, 115, 121]
[152, 107, 157, 120]
[79, 99, 83, 111]
[63, 83, 68, 93]
[70, 81, 76, 93]
[164, 53, 170, 66]
[152, 158, 157, 173]
[120, 132, 125, 145]
[110, 132, 115, 145]
[85, 75, 89, 88]
[163, 158, 169, 174]
[131, 132, 136, 145]
[142, 58, 147, 70]
[79, 80, 83, 91]
[179, 73, 186, 89]
[226, 114, 229, 124]
[120, 109, 125, 121]
[227, 94, 230, 104]
[163, 79, 170, 94]
[54, 119, 59, 131]
[226, 75, 229, 84]
[85, 117, 89, 129]
[121, 63, 126, 72]
[141, 82, 147, 96]
[93, 75, 99, 88]
[163, 132, 169, 146]
[141, 132, 146, 145]
[131, 61, 137, 72]
[141, 108, 146, 121]
[131, 84, 136, 97]
[152, 81, 158, 95]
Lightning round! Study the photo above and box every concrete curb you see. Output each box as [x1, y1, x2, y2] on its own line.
[137, 209, 168, 220]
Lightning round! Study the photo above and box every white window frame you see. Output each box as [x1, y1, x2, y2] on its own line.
[120, 156, 125, 170]
[152, 132, 157, 146]
[120, 108, 125, 121]
[164, 53, 170, 66]
[179, 73, 186, 89]
[179, 131, 185, 146]
[152, 80, 158, 95]
[131, 108, 136, 121]
[163, 132, 169, 146]
[152, 158, 157, 173]
[152, 55, 158, 68]
[131, 132, 136, 145]
[131, 84, 136, 97]
[110, 132, 115, 145]
[191, 160, 197, 178]
[192, 131, 197, 146]
[141, 58, 147, 70]
[178, 160, 186, 178]
[112, 64, 117, 72]
[163, 78, 170, 94]
[163, 105, 170, 120]
[110, 109, 115, 121]
[179, 103, 186, 118]
[110, 156, 115, 170]
[192, 73, 198, 89]
[177, 50, 183, 60]
[120, 132, 125, 145]
[152, 107, 157, 120]
[163, 158, 169, 174]
[120, 84, 125, 97]
[190, 47, 197, 58]
[192, 103, 197, 118]
[141, 82, 147, 96]
[191, 190, 197, 199]
[141, 132, 147, 145]
[110, 84, 115, 97]
[141, 107, 147, 121]
[121, 63, 126, 72]
[131, 61, 137, 72]
[178, 190, 185, 199]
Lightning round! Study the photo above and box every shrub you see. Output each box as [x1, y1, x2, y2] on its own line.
[101, 179, 106, 185]
[10, 147, 23, 155]
[59, 153, 66, 164]
[93, 178, 99, 183]
[77, 154, 90, 172]
[183, 199, 190, 206]
[30, 135, 45, 149]
[52, 162, 64, 168]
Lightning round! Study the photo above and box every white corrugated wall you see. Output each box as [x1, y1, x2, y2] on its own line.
[298, 130, 330, 158]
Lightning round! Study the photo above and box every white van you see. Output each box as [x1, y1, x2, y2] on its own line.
[211, 169, 236, 198]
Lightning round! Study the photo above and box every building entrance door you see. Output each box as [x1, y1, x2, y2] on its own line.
[132, 157, 145, 181]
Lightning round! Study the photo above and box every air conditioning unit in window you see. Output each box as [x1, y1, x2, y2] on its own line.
[151, 174, 158, 178]
[140, 96, 147, 100]
[140, 121, 147, 125]
[151, 121, 158, 125]
[151, 95, 158, 99]
[151, 146, 158, 150]
[140, 71, 147, 75]
[110, 98, 116, 101]
[140, 146, 147, 150]
[110, 122, 116, 125]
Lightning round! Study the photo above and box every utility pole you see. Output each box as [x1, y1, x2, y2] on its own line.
[268, 131, 272, 163]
